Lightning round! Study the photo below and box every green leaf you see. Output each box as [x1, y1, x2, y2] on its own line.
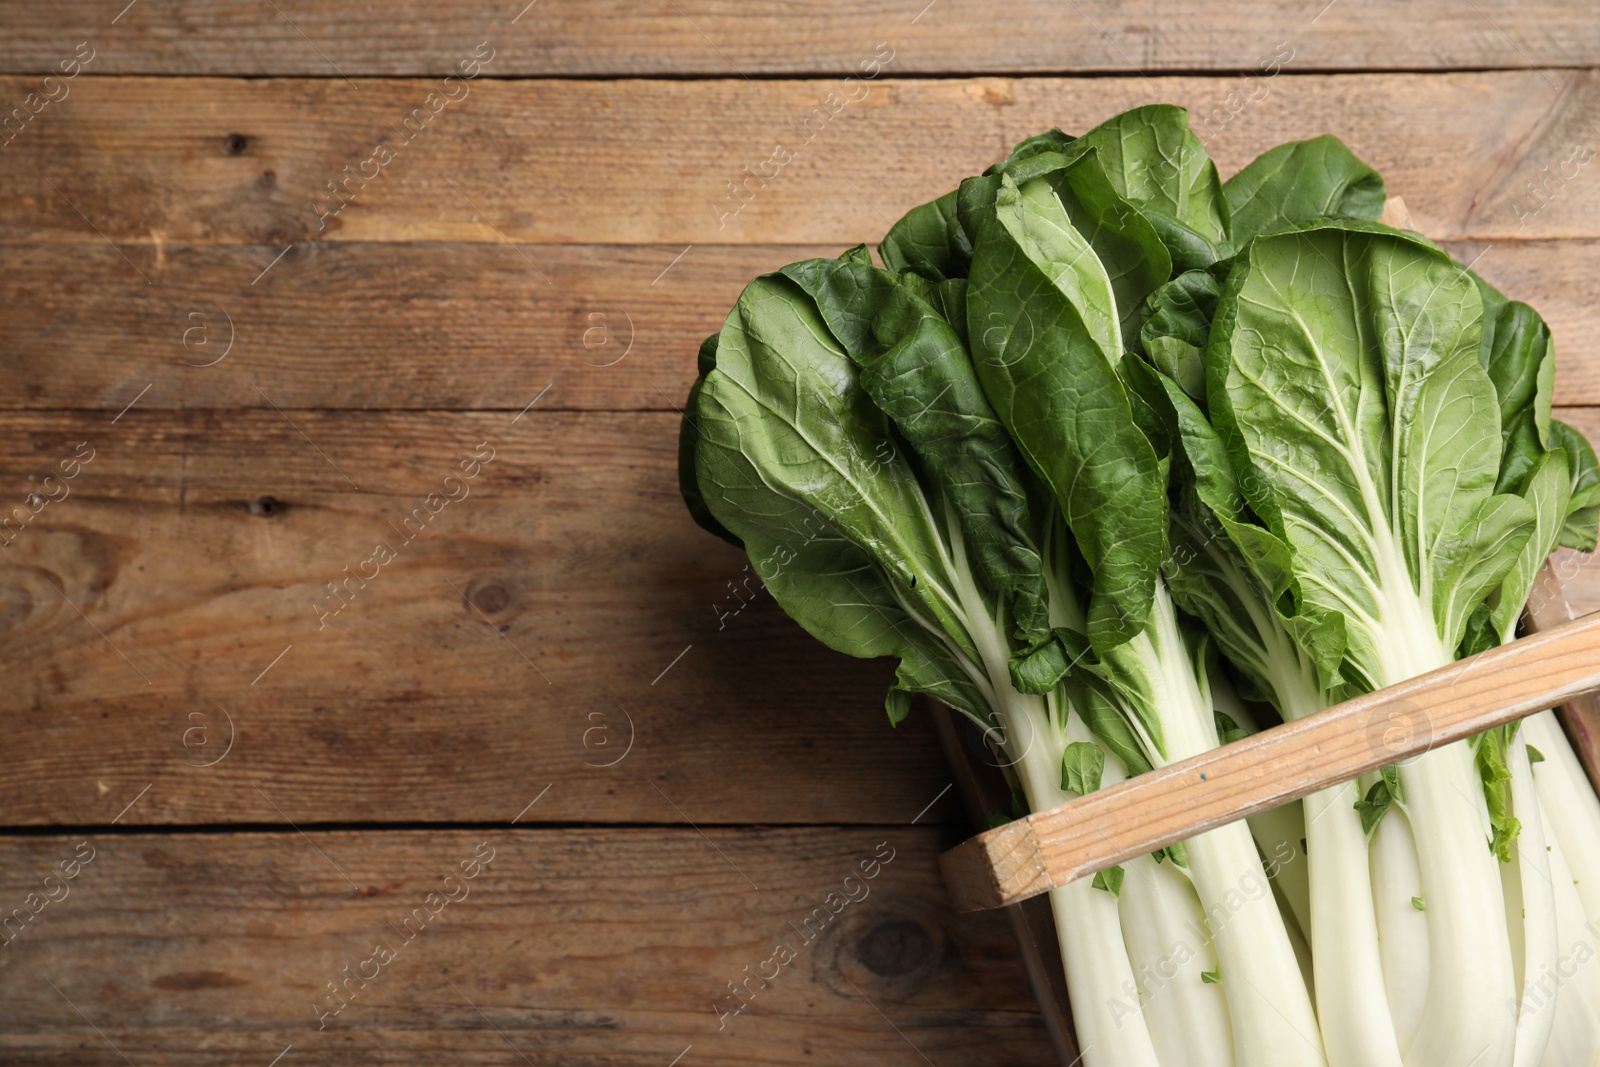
[1061, 741, 1107, 796]
[1529, 745, 1546, 764]
[1223, 136, 1385, 244]
[1077, 104, 1230, 271]
[1069, 670, 1158, 777]
[1208, 222, 1535, 687]
[1044, 149, 1173, 347]
[1355, 777, 1396, 834]
[1412, 895, 1426, 911]
[1139, 270, 1221, 403]
[1489, 447, 1571, 643]
[693, 272, 990, 721]
[779, 251, 1062, 683]
[1214, 711, 1248, 745]
[1553, 420, 1600, 550]
[1201, 968, 1221, 984]
[1092, 864, 1125, 896]
[1481, 300, 1555, 477]
[678, 333, 745, 549]
[968, 174, 1168, 651]
[881, 190, 973, 282]
[1476, 730, 1521, 863]
[1134, 356, 1346, 697]
[1380, 763, 1405, 805]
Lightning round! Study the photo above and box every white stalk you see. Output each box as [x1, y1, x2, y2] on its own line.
[1003, 700, 1162, 1067]
[1523, 712, 1600, 925]
[1362, 602, 1516, 1067]
[1131, 586, 1326, 1067]
[1119, 852, 1237, 1067]
[1302, 780, 1406, 1067]
[1092, 714, 1235, 1067]
[948, 530, 1162, 1067]
[1245, 801, 1311, 943]
[1511, 731, 1560, 1067]
[1536, 799, 1600, 1066]
[1397, 738, 1518, 1066]
[1261, 663, 1404, 1067]
[1369, 802, 1429, 1051]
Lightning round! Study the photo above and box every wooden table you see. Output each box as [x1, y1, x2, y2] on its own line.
[2, 4, 1599, 1063]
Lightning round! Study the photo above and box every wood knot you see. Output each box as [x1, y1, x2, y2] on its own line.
[247, 496, 285, 517]
[469, 582, 510, 614]
[222, 133, 248, 155]
[856, 919, 932, 977]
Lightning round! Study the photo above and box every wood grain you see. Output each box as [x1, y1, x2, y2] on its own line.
[2, 2, 1597, 76]
[1, 406, 1597, 829]
[5, 73, 1600, 246]
[943, 612, 1600, 912]
[6, 238, 1600, 410]
[0, 827, 1054, 1064]
[0, 410, 960, 827]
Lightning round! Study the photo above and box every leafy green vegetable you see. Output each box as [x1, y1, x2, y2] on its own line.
[682, 105, 1600, 1067]
[1222, 135, 1385, 243]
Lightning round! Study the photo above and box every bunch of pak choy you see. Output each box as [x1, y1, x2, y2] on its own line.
[677, 104, 1600, 1067]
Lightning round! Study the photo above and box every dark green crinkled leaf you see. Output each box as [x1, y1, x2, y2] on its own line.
[1222, 136, 1385, 244]
[881, 190, 973, 282]
[692, 272, 990, 722]
[1139, 270, 1221, 404]
[1076, 104, 1230, 271]
[959, 146, 1173, 347]
[968, 174, 1167, 651]
[678, 333, 745, 548]
[779, 250, 1063, 687]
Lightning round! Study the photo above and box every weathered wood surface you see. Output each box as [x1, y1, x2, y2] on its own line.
[3, 2, 1598, 76]
[1, 406, 1595, 828]
[0, 410, 961, 827]
[5, 238, 1600, 409]
[5, 73, 1600, 247]
[0, 827, 1053, 1064]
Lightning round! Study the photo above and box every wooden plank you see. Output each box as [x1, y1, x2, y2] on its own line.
[0, 242, 842, 412]
[6, 239, 1600, 410]
[0, 827, 1054, 1064]
[943, 613, 1600, 911]
[0, 410, 959, 827]
[3, 3, 1597, 76]
[1, 404, 1597, 828]
[5, 73, 1600, 246]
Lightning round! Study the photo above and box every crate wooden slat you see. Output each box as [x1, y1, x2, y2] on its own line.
[943, 612, 1600, 912]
